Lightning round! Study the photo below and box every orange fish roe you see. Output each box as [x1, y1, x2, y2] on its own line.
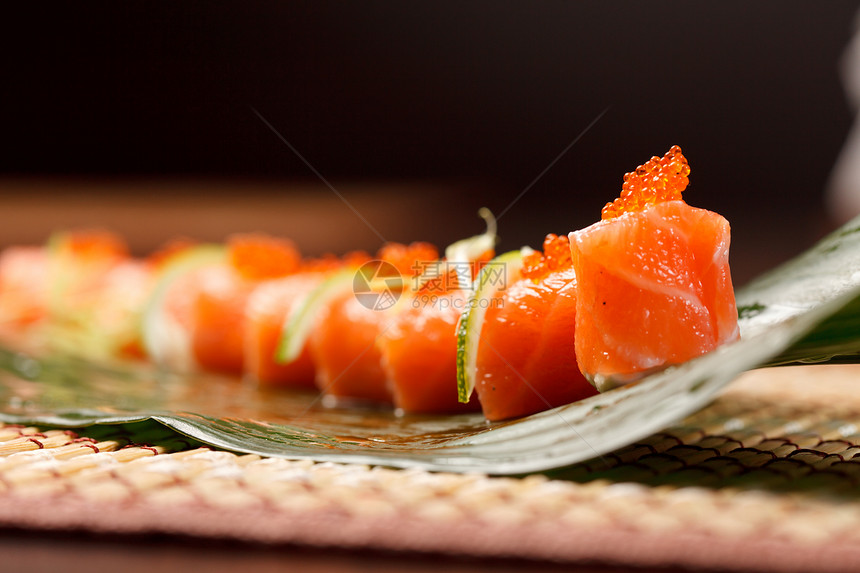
[146, 237, 199, 269]
[298, 250, 373, 273]
[521, 234, 573, 281]
[342, 250, 374, 268]
[298, 253, 342, 274]
[414, 248, 495, 295]
[227, 233, 301, 281]
[377, 242, 439, 278]
[601, 145, 691, 220]
[55, 229, 129, 261]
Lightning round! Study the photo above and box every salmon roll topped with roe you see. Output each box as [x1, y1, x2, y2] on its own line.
[310, 242, 438, 406]
[46, 230, 151, 360]
[471, 234, 598, 421]
[0, 246, 49, 334]
[189, 234, 301, 375]
[243, 253, 368, 390]
[147, 234, 301, 375]
[378, 255, 489, 415]
[570, 146, 739, 391]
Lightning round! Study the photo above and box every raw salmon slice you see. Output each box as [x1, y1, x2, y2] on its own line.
[47, 229, 131, 319]
[149, 234, 300, 375]
[379, 211, 499, 415]
[570, 146, 739, 390]
[309, 242, 438, 406]
[379, 288, 481, 414]
[473, 235, 598, 421]
[189, 265, 256, 374]
[310, 290, 396, 404]
[190, 234, 301, 375]
[39, 230, 152, 360]
[90, 259, 153, 359]
[142, 247, 224, 372]
[0, 246, 49, 332]
[243, 272, 324, 389]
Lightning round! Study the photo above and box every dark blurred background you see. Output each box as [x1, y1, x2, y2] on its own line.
[3, 2, 859, 284]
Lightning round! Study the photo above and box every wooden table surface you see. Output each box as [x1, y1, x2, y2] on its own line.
[1, 530, 688, 573]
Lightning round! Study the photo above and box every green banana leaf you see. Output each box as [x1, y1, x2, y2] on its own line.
[3, 216, 860, 474]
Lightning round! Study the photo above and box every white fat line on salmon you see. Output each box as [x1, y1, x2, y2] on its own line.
[608, 263, 708, 318]
[643, 206, 692, 243]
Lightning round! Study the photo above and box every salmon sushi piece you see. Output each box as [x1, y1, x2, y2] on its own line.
[245, 252, 371, 389]
[311, 291, 396, 404]
[146, 234, 301, 374]
[470, 235, 598, 421]
[189, 234, 301, 375]
[0, 246, 49, 333]
[143, 253, 212, 372]
[39, 230, 152, 360]
[188, 265, 257, 374]
[379, 210, 497, 414]
[88, 258, 154, 360]
[379, 286, 482, 414]
[570, 146, 739, 390]
[310, 242, 438, 406]
[243, 272, 327, 389]
[47, 229, 130, 315]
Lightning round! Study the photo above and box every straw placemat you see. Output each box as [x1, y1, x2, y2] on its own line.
[2, 365, 860, 572]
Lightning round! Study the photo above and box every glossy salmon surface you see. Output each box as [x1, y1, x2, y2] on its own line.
[243, 273, 323, 389]
[380, 290, 481, 414]
[186, 234, 302, 375]
[310, 292, 395, 405]
[570, 200, 739, 390]
[0, 247, 49, 331]
[474, 262, 598, 421]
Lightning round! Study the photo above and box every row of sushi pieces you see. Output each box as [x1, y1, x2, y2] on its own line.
[0, 146, 740, 421]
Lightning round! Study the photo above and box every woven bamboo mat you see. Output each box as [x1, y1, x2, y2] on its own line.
[3, 365, 860, 572]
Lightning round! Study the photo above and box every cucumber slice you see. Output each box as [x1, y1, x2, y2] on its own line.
[277, 209, 499, 370]
[442, 208, 497, 290]
[276, 267, 355, 364]
[456, 248, 531, 403]
[141, 245, 226, 370]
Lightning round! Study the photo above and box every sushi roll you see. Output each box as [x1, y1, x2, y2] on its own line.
[378, 285, 481, 414]
[144, 233, 301, 374]
[570, 145, 739, 391]
[378, 212, 497, 414]
[0, 145, 740, 426]
[243, 253, 368, 389]
[307, 242, 438, 406]
[0, 246, 49, 335]
[244, 273, 328, 389]
[458, 234, 598, 421]
[25, 229, 152, 360]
